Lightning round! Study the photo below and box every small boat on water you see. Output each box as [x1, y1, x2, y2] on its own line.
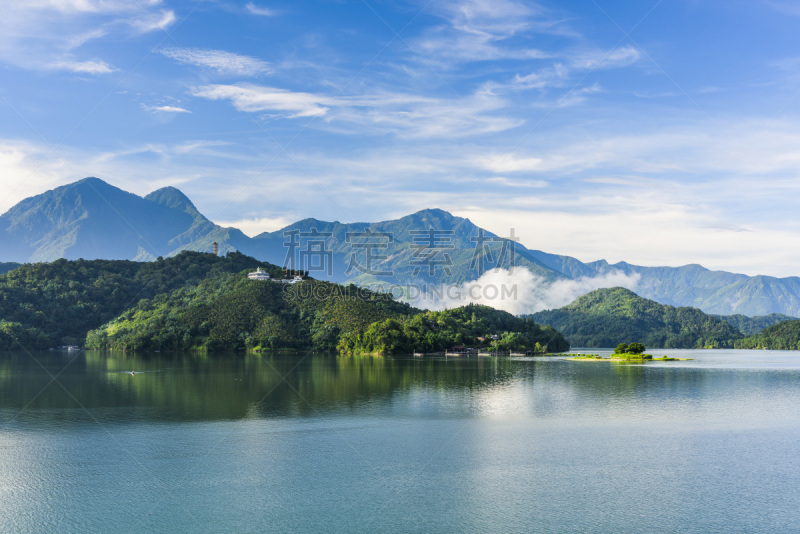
[51, 345, 81, 352]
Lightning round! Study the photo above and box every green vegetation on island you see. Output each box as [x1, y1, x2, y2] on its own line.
[569, 342, 692, 362]
[531, 287, 743, 348]
[611, 342, 652, 360]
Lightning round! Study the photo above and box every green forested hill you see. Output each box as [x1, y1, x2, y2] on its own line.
[714, 313, 797, 336]
[86, 276, 414, 352]
[86, 278, 568, 355]
[530, 287, 743, 348]
[338, 303, 569, 355]
[0, 251, 566, 355]
[734, 320, 800, 350]
[0, 251, 268, 350]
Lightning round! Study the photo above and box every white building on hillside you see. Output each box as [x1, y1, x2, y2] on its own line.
[248, 267, 271, 281]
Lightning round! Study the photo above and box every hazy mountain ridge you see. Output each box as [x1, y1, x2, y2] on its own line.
[3, 178, 800, 316]
[713, 313, 796, 336]
[252, 208, 564, 286]
[0, 263, 20, 275]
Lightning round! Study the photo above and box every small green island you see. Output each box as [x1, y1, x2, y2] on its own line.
[568, 343, 693, 362]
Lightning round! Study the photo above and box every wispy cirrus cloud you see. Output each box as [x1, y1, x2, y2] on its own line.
[569, 46, 641, 70]
[192, 84, 330, 117]
[245, 2, 276, 17]
[412, 0, 555, 64]
[0, 0, 174, 71]
[510, 46, 640, 90]
[128, 9, 175, 33]
[47, 58, 115, 74]
[160, 48, 271, 77]
[445, 0, 537, 31]
[5, 0, 163, 14]
[191, 83, 521, 137]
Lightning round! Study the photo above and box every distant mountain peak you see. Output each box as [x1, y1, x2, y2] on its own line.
[75, 176, 104, 185]
[403, 208, 457, 221]
[68, 177, 119, 192]
[145, 186, 198, 214]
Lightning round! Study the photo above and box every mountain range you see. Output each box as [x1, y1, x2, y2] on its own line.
[2, 177, 800, 317]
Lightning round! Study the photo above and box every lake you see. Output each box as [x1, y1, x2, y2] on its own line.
[2, 349, 800, 533]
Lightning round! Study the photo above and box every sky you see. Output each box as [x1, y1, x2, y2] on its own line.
[1, 0, 800, 277]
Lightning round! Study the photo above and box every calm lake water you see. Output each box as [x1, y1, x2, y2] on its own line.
[2, 349, 800, 533]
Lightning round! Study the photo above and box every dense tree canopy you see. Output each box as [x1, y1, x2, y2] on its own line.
[734, 320, 800, 350]
[531, 287, 743, 349]
[86, 276, 415, 352]
[0, 251, 272, 348]
[337, 304, 569, 355]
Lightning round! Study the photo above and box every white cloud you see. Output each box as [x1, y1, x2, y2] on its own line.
[192, 84, 330, 117]
[485, 177, 548, 188]
[192, 83, 521, 137]
[509, 46, 640, 91]
[553, 83, 603, 107]
[474, 153, 542, 173]
[145, 105, 191, 113]
[0, 1, 174, 71]
[160, 48, 271, 77]
[0, 140, 70, 215]
[569, 46, 641, 70]
[246, 2, 276, 17]
[66, 28, 108, 48]
[413, 0, 555, 64]
[439, 0, 541, 37]
[405, 267, 640, 315]
[213, 216, 293, 236]
[414, 29, 550, 64]
[9, 0, 163, 14]
[128, 9, 175, 33]
[47, 58, 114, 73]
[455, 193, 800, 278]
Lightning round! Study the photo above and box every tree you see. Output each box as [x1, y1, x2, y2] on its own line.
[627, 342, 646, 354]
[614, 343, 628, 354]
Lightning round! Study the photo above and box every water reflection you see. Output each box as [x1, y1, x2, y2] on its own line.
[1, 352, 523, 422]
[2, 350, 800, 426]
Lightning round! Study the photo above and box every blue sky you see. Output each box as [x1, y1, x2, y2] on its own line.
[1, 0, 800, 276]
